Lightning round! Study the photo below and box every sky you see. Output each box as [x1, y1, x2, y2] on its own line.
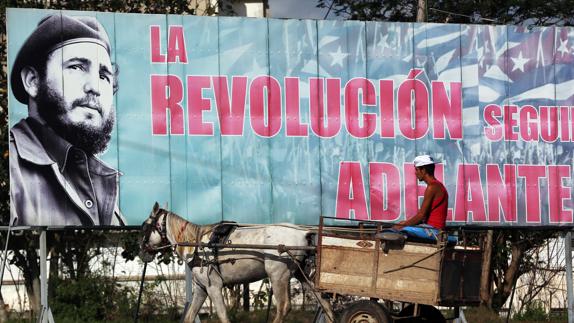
[268, 0, 335, 19]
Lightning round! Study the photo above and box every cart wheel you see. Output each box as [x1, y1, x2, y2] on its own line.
[340, 300, 390, 323]
[397, 304, 446, 323]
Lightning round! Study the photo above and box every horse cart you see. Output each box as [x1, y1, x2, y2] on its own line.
[140, 204, 483, 323]
[313, 217, 483, 322]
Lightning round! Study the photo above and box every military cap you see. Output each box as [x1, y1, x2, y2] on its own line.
[10, 14, 111, 104]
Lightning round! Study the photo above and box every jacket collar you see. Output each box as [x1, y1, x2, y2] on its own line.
[11, 117, 118, 176]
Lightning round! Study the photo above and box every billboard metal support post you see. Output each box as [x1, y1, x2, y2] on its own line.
[0, 221, 15, 291]
[38, 229, 54, 323]
[566, 231, 573, 323]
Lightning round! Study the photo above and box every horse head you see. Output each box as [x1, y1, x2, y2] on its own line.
[139, 202, 171, 262]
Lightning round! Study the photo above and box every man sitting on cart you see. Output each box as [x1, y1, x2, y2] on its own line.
[391, 155, 449, 243]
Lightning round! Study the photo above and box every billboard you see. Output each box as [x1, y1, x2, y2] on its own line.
[7, 8, 574, 227]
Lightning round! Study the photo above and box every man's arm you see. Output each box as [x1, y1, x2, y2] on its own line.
[393, 183, 439, 230]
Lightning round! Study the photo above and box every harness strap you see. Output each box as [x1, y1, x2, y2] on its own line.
[195, 226, 201, 246]
[177, 222, 189, 242]
[187, 226, 203, 267]
[158, 212, 168, 241]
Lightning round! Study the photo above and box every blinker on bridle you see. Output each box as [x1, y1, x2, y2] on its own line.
[142, 209, 171, 253]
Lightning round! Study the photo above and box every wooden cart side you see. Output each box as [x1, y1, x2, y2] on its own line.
[438, 247, 483, 306]
[370, 224, 382, 296]
[374, 242, 442, 304]
[315, 228, 444, 305]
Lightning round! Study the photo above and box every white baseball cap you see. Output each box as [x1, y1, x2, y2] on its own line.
[413, 155, 437, 167]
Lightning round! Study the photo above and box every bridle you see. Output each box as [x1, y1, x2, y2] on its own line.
[141, 206, 205, 266]
[141, 208, 172, 254]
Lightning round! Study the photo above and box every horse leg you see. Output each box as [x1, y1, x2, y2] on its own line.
[267, 265, 292, 323]
[206, 283, 231, 323]
[182, 280, 207, 323]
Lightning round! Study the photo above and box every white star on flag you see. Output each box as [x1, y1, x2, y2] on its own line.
[477, 46, 485, 68]
[558, 38, 569, 56]
[377, 34, 390, 52]
[511, 51, 529, 72]
[330, 46, 348, 67]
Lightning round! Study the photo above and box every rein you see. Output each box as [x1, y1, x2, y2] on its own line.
[143, 209, 222, 271]
[175, 220, 203, 265]
[145, 210, 203, 254]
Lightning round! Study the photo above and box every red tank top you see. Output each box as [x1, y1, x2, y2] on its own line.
[425, 179, 448, 230]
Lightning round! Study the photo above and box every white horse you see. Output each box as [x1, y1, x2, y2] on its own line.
[140, 202, 334, 323]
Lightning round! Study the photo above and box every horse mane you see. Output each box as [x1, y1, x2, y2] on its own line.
[163, 210, 216, 259]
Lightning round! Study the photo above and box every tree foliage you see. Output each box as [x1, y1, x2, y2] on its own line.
[514, 238, 564, 315]
[487, 230, 560, 310]
[317, 0, 574, 26]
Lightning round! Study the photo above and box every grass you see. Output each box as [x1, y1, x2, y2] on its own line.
[463, 306, 568, 323]
[5, 309, 317, 323]
[7, 306, 570, 322]
[201, 309, 316, 323]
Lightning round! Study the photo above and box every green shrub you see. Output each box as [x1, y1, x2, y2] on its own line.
[49, 273, 134, 322]
[513, 301, 548, 321]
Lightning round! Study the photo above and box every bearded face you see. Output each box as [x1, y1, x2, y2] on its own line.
[36, 42, 116, 155]
[37, 82, 115, 155]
